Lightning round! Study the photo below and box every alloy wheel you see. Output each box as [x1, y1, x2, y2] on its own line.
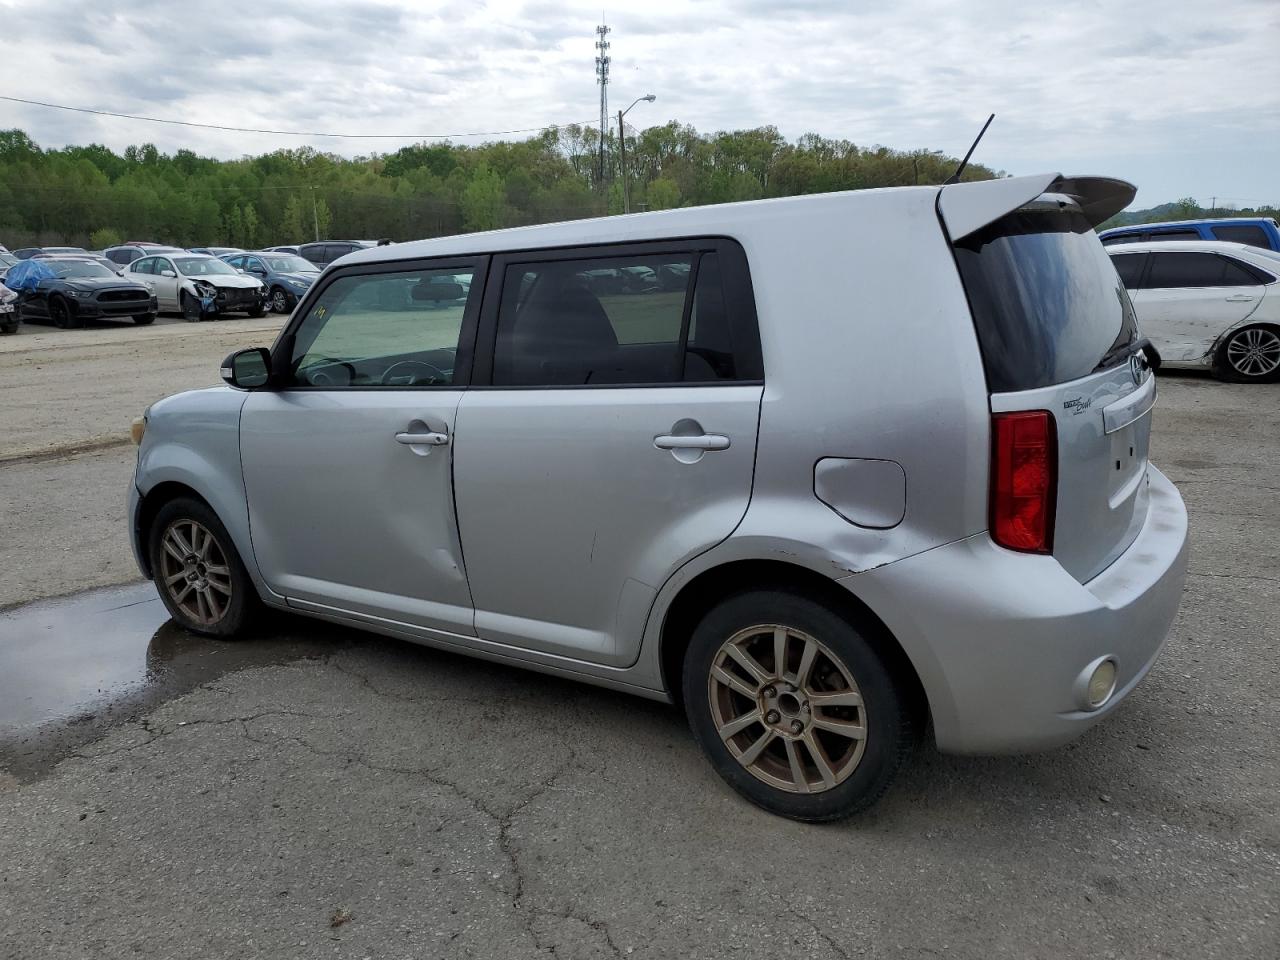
[707, 624, 867, 794]
[158, 518, 233, 626]
[1226, 327, 1280, 379]
[271, 288, 289, 312]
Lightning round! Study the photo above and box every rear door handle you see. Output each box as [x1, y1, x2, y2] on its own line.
[654, 434, 730, 451]
[395, 431, 449, 446]
[1224, 294, 1255, 302]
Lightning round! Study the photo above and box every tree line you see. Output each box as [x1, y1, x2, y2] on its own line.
[0, 124, 1002, 250]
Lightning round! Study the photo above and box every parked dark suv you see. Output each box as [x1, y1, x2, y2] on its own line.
[298, 240, 377, 268]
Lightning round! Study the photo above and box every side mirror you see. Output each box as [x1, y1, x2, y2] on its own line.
[220, 347, 272, 389]
[160, 269, 176, 278]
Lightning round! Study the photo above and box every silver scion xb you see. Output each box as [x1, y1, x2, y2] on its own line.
[128, 173, 1188, 820]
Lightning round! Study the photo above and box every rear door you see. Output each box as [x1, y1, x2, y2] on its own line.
[952, 196, 1154, 582]
[452, 240, 764, 667]
[1130, 252, 1263, 362]
[150, 256, 181, 310]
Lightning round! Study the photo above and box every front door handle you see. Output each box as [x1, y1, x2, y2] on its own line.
[1224, 294, 1255, 302]
[654, 434, 730, 451]
[395, 431, 449, 446]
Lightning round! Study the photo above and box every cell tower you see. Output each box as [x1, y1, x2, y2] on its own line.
[595, 22, 611, 183]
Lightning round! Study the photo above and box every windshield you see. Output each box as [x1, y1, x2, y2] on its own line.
[263, 255, 317, 273]
[953, 202, 1139, 392]
[0, 253, 16, 267]
[50, 261, 116, 280]
[175, 257, 237, 277]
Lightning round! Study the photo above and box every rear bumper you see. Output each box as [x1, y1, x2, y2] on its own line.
[840, 465, 1188, 754]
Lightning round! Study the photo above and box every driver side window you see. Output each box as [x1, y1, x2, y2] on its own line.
[288, 267, 475, 388]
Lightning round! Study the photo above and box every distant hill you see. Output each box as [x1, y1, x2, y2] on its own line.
[1101, 198, 1279, 230]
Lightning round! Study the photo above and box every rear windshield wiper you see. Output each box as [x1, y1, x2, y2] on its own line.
[1094, 336, 1160, 374]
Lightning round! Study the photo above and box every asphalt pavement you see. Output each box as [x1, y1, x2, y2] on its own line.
[0, 361, 1276, 959]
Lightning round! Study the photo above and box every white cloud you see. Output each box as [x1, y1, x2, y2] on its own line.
[2, 0, 1275, 206]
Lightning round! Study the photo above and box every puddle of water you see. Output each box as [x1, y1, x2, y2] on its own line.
[0, 583, 349, 781]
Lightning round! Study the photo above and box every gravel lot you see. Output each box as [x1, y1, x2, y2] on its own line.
[0, 321, 1276, 959]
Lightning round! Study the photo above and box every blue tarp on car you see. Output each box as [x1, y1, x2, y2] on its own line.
[2, 258, 55, 292]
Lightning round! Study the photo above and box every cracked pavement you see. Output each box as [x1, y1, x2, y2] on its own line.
[0, 371, 1278, 958]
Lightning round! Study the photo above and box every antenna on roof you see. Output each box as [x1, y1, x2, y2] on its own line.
[943, 113, 995, 185]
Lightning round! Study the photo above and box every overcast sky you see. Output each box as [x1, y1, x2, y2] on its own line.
[4, 0, 1277, 208]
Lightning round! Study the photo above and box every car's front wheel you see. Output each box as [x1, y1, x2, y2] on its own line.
[50, 296, 81, 329]
[148, 497, 261, 638]
[269, 286, 294, 314]
[1213, 324, 1280, 383]
[683, 589, 917, 821]
[181, 292, 204, 323]
[132, 313, 156, 325]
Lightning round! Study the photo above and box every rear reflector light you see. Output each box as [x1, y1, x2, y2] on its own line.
[990, 411, 1056, 554]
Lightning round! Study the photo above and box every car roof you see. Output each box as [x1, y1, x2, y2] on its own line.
[341, 174, 1130, 267]
[1101, 217, 1277, 234]
[1106, 239, 1259, 255]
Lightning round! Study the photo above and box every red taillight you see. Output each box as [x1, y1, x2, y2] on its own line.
[990, 411, 1056, 554]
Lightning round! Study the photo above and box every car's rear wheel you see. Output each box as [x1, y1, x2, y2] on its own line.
[682, 589, 917, 821]
[132, 313, 156, 325]
[148, 497, 260, 638]
[1213, 324, 1280, 383]
[269, 286, 294, 314]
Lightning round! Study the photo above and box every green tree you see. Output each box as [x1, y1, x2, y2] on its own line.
[89, 227, 122, 249]
[242, 203, 261, 248]
[313, 196, 332, 238]
[646, 178, 681, 210]
[461, 162, 505, 231]
[279, 193, 306, 243]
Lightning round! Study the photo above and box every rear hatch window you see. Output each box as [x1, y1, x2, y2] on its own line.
[952, 198, 1153, 583]
[953, 202, 1138, 392]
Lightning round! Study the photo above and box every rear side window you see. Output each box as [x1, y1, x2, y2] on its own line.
[132, 258, 154, 275]
[1211, 224, 1270, 248]
[1110, 252, 1146, 290]
[1100, 233, 1140, 246]
[1146, 252, 1261, 288]
[953, 203, 1138, 393]
[1145, 230, 1201, 242]
[490, 247, 756, 387]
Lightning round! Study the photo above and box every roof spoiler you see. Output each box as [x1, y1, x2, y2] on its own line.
[938, 173, 1137, 241]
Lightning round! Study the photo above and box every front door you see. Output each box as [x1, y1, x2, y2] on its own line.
[1131, 251, 1263, 362]
[453, 242, 764, 667]
[239, 259, 485, 636]
[150, 256, 181, 311]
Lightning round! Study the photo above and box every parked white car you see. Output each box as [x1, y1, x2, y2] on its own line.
[127, 252, 266, 321]
[1109, 240, 1280, 382]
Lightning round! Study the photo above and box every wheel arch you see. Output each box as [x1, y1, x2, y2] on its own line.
[1212, 318, 1280, 380]
[134, 480, 213, 578]
[657, 558, 930, 729]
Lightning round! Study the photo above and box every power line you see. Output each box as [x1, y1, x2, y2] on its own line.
[0, 95, 597, 140]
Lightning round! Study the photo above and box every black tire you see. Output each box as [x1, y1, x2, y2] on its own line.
[50, 296, 80, 329]
[247, 304, 265, 318]
[682, 589, 917, 821]
[147, 496, 262, 638]
[132, 313, 156, 325]
[268, 286, 294, 314]
[0, 321, 17, 335]
[181, 292, 202, 323]
[1211, 324, 1280, 383]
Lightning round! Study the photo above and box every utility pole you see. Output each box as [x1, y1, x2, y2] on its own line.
[311, 186, 320, 241]
[595, 23, 611, 186]
[618, 110, 629, 213]
[1210, 196, 1216, 216]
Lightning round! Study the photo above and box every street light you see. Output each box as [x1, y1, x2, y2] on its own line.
[618, 94, 656, 214]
